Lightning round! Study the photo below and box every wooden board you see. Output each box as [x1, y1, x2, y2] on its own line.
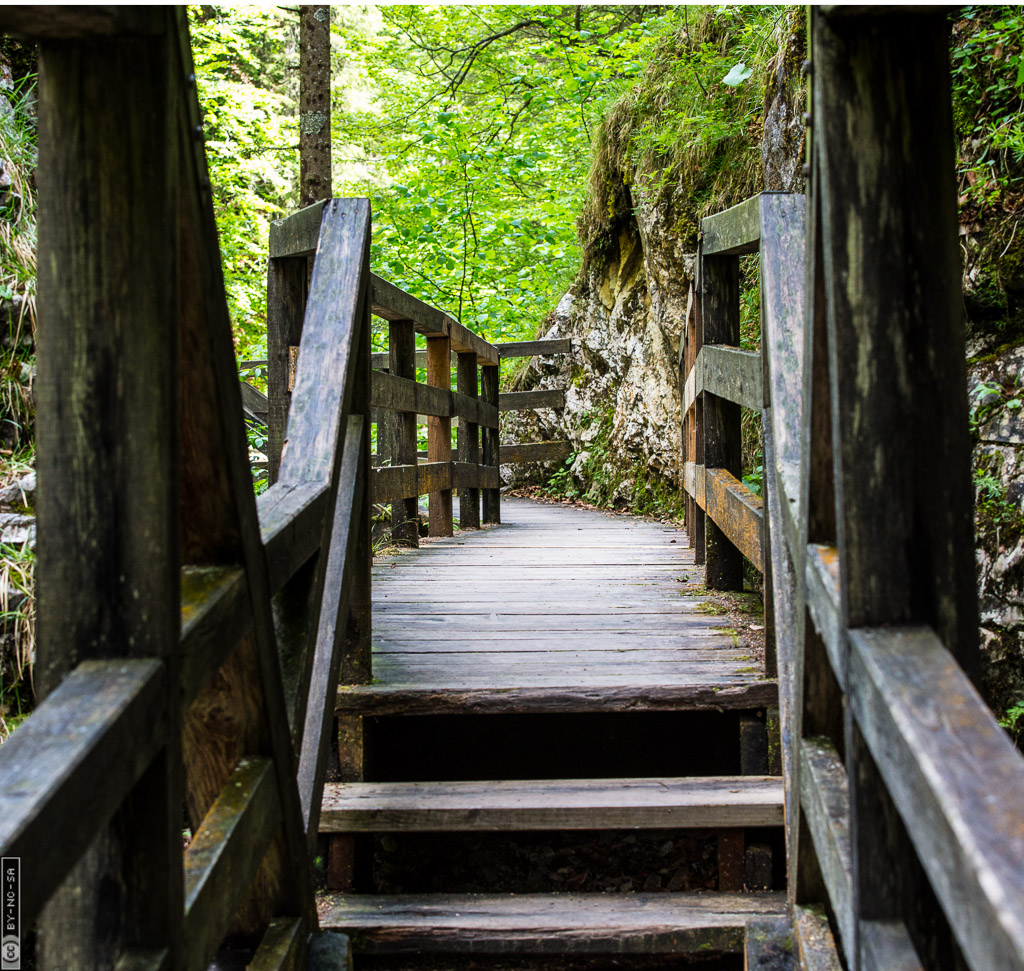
[352, 499, 775, 715]
[320, 776, 783, 832]
[499, 389, 565, 412]
[496, 339, 571, 358]
[319, 892, 786, 954]
[500, 441, 572, 465]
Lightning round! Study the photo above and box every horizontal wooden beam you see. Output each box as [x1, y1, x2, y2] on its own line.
[240, 380, 268, 425]
[180, 566, 251, 710]
[496, 339, 572, 359]
[499, 390, 565, 412]
[799, 737, 854, 951]
[702, 194, 762, 256]
[851, 626, 1024, 970]
[0, 5, 163, 39]
[269, 200, 326, 258]
[0, 659, 166, 929]
[860, 920, 924, 971]
[184, 757, 281, 971]
[320, 776, 783, 833]
[683, 345, 763, 413]
[703, 468, 764, 572]
[371, 462, 499, 504]
[258, 479, 330, 593]
[370, 275, 498, 365]
[500, 441, 572, 465]
[805, 544, 844, 689]
[683, 464, 763, 571]
[371, 372, 497, 428]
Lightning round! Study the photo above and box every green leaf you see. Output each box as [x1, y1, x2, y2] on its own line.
[722, 62, 753, 86]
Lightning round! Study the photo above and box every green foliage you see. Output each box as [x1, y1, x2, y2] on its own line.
[190, 6, 299, 354]
[335, 6, 678, 343]
[1000, 699, 1024, 746]
[0, 539, 34, 743]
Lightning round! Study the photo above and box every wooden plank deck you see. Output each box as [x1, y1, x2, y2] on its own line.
[336, 499, 774, 715]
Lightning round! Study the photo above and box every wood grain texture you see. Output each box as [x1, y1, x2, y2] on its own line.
[849, 626, 1024, 971]
[341, 499, 774, 716]
[269, 200, 327, 258]
[701, 194, 762, 256]
[496, 338, 571, 358]
[0, 660, 164, 929]
[426, 335, 454, 536]
[184, 758, 281, 971]
[249, 919, 307, 971]
[499, 441, 572, 465]
[792, 906, 842, 971]
[860, 920, 924, 971]
[798, 737, 853, 949]
[499, 389, 566, 411]
[320, 776, 783, 832]
[319, 892, 787, 954]
[481, 364, 501, 524]
[457, 351, 481, 529]
[33, 18, 183, 967]
[388, 318, 419, 546]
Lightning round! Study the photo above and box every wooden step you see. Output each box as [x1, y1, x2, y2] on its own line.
[335, 680, 778, 716]
[321, 776, 784, 833]
[318, 891, 788, 954]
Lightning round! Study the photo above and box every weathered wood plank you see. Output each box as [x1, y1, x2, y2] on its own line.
[703, 469, 764, 573]
[500, 441, 572, 465]
[701, 345, 762, 410]
[388, 318, 419, 547]
[496, 339, 571, 358]
[370, 275, 498, 365]
[860, 920, 924, 971]
[320, 777, 782, 832]
[0, 5, 162, 39]
[319, 892, 786, 954]
[34, 19, 184, 966]
[336, 682, 779, 716]
[453, 462, 501, 491]
[804, 544, 843, 689]
[371, 369, 449, 418]
[798, 738, 853, 950]
[180, 566, 251, 708]
[298, 417, 366, 845]
[701, 195, 762, 256]
[269, 200, 327, 258]
[258, 480, 330, 593]
[249, 919, 307, 971]
[241, 381, 269, 424]
[184, 758, 282, 971]
[849, 626, 1024, 971]
[426, 334, 454, 537]
[791, 906, 842, 971]
[0, 660, 165, 930]
[499, 389, 566, 411]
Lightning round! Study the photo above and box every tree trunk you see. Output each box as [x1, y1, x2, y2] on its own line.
[300, 5, 332, 207]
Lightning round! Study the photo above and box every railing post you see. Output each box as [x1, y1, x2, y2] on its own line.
[701, 249, 744, 590]
[481, 363, 501, 524]
[427, 334, 454, 536]
[389, 319, 419, 546]
[692, 249, 706, 563]
[35, 14, 183, 966]
[457, 351, 481, 529]
[267, 258, 307, 482]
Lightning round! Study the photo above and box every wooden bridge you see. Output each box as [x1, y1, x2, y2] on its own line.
[1, 7, 1023, 971]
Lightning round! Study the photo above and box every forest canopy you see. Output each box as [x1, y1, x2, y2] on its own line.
[190, 4, 780, 358]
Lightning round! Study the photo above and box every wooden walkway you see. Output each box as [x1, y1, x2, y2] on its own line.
[336, 499, 776, 717]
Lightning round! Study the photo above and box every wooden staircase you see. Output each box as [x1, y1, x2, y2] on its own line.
[315, 500, 790, 966]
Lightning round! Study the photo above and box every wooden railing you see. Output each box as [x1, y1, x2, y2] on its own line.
[684, 9, 1024, 970]
[0, 8, 369, 969]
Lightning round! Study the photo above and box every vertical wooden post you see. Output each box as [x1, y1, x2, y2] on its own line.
[34, 16, 183, 969]
[701, 251, 743, 589]
[426, 334, 453, 536]
[267, 257, 306, 481]
[457, 351, 480, 529]
[343, 256, 373, 685]
[691, 250, 706, 564]
[815, 10, 975, 968]
[481, 364, 501, 525]
[390, 319, 419, 546]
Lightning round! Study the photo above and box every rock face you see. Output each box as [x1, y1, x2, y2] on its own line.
[502, 196, 693, 514]
[502, 19, 806, 515]
[969, 346, 1024, 719]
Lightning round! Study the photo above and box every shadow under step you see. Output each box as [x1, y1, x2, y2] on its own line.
[321, 776, 784, 832]
[319, 891, 787, 955]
